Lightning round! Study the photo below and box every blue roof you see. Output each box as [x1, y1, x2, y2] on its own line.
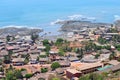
[97, 65, 113, 71]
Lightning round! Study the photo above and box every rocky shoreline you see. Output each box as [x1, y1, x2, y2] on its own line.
[57, 20, 112, 32]
[0, 27, 43, 36]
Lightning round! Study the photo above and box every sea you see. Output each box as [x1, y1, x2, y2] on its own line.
[0, 0, 120, 35]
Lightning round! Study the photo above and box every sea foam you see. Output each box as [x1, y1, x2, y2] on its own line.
[1, 25, 43, 30]
[50, 19, 64, 25]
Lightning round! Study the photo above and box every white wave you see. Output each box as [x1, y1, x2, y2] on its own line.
[68, 14, 96, 21]
[68, 14, 84, 20]
[1, 25, 27, 28]
[50, 19, 64, 25]
[1, 25, 43, 30]
[114, 15, 120, 21]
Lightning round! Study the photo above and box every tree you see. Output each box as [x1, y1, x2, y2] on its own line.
[44, 44, 51, 52]
[105, 45, 111, 50]
[20, 68, 27, 71]
[31, 33, 39, 43]
[89, 73, 104, 80]
[14, 70, 23, 79]
[5, 66, 23, 80]
[6, 70, 16, 80]
[6, 35, 11, 42]
[79, 73, 104, 80]
[46, 51, 49, 56]
[77, 48, 84, 59]
[8, 50, 13, 57]
[109, 52, 116, 60]
[96, 46, 102, 50]
[98, 37, 107, 44]
[41, 68, 48, 73]
[79, 74, 89, 80]
[51, 62, 60, 70]
[0, 67, 4, 72]
[55, 38, 64, 46]
[117, 48, 120, 51]
[0, 59, 3, 65]
[58, 50, 64, 56]
[43, 39, 49, 46]
[74, 48, 80, 53]
[24, 74, 33, 79]
[24, 56, 29, 64]
[56, 38, 64, 43]
[95, 54, 100, 59]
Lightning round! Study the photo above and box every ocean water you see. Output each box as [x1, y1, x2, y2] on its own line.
[0, 0, 120, 35]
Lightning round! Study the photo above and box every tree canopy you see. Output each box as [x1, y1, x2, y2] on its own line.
[51, 62, 60, 70]
[31, 33, 39, 43]
[79, 73, 104, 80]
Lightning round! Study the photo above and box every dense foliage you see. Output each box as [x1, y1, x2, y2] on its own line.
[31, 33, 39, 43]
[51, 62, 60, 70]
[79, 73, 104, 80]
[41, 68, 48, 73]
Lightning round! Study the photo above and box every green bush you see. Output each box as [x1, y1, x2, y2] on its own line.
[51, 62, 60, 70]
[41, 68, 48, 73]
[24, 74, 33, 78]
[79, 73, 104, 80]
[21, 68, 27, 71]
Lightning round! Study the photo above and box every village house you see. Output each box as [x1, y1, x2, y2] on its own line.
[37, 45, 46, 51]
[103, 35, 112, 41]
[58, 60, 71, 67]
[55, 68, 65, 75]
[12, 58, 25, 66]
[65, 52, 77, 57]
[81, 54, 98, 63]
[7, 41, 16, 46]
[13, 47, 28, 53]
[107, 60, 120, 66]
[11, 53, 19, 58]
[68, 57, 79, 62]
[0, 50, 8, 57]
[29, 46, 37, 50]
[39, 52, 46, 56]
[99, 53, 110, 61]
[29, 54, 39, 64]
[39, 57, 49, 64]
[0, 46, 5, 51]
[18, 52, 28, 57]
[28, 50, 40, 54]
[96, 63, 120, 74]
[28, 73, 50, 80]
[76, 63, 103, 75]
[66, 69, 81, 79]
[101, 49, 111, 54]
[66, 62, 109, 79]
[49, 48, 59, 61]
[49, 50, 59, 55]
[6, 45, 19, 51]
[69, 41, 83, 48]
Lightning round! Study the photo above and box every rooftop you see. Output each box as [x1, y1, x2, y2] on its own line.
[66, 69, 81, 74]
[108, 60, 120, 66]
[76, 62, 103, 71]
